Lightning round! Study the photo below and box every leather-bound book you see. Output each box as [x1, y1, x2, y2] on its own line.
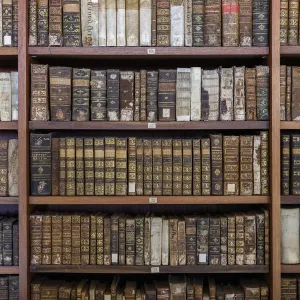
[111, 275, 120, 300]
[256, 211, 265, 265]
[169, 216, 178, 265]
[42, 214, 51, 265]
[240, 280, 260, 300]
[76, 280, 88, 300]
[105, 137, 116, 195]
[144, 139, 153, 195]
[235, 213, 244, 265]
[208, 278, 216, 300]
[125, 216, 135, 265]
[111, 214, 120, 265]
[94, 138, 105, 196]
[8, 139, 18, 197]
[30, 134, 51, 196]
[201, 138, 211, 195]
[135, 215, 144, 265]
[66, 137, 75, 196]
[162, 139, 173, 195]
[169, 275, 186, 300]
[220, 67, 233, 120]
[125, 282, 137, 300]
[134, 72, 141, 121]
[171, 0, 184, 46]
[197, 215, 209, 264]
[186, 277, 194, 300]
[49, 0, 62, 46]
[185, 216, 196, 265]
[151, 0, 157, 45]
[216, 284, 224, 300]
[245, 68, 256, 120]
[144, 213, 151, 265]
[193, 139, 201, 195]
[62, 214, 71, 265]
[252, 0, 269, 46]
[253, 135, 261, 195]
[256, 66, 269, 121]
[0, 73, 11, 121]
[80, 215, 90, 265]
[96, 213, 104, 265]
[185, 0, 193, 46]
[0, 276, 8, 300]
[37, 0, 48, 46]
[3, 218, 17, 266]
[29, 0, 37, 46]
[120, 71, 134, 121]
[151, 216, 163, 265]
[182, 139, 192, 195]
[71, 213, 81, 265]
[281, 134, 290, 195]
[84, 138, 94, 195]
[153, 139, 163, 195]
[192, 0, 204, 46]
[209, 216, 220, 265]
[173, 139, 183, 195]
[211, 134, 223, 195]
[260, 131, 269, 195]
[155, 281, 170, 300]
[234, 66, 246, 120]
[49, 66, 72, 121]
[158, 69, 176, 121]
[90, 214, 97, 265]
[9, 276, 18, 300]
[292, 134, 300, 194]
[157, 0, 170, 46]
[30, 214, 42, 265]
[31, 64, 49, 121]
[31, 277, 45, 300]
[91, 70, 107, 121]
[99, 0, 107, 46]
[107, 70, 120, 121]
[224, 135, 240, 195]
[223, 285, 234, 300]
[176, 68, 191, 121]
[204, 0, 221, 46]
[280, 65, 287, 120]
[51, 215, 62, 265]
[226, 213, 235, 265]
[288, 0, 298, 45]
[240, 136, 253, 195]
[140, 0, 151, 46]
[281, 278, 297, 300]
[231, 285, 244, 300]
[126, 0, 138, 46]
[244, 213, 256, 265]
[51, 138, 59, 196]
[280, 0, 288, 44]
[292, 67, 300, 120]
[191, 67, 201, 121]
[286, 66, 292, 120]
[147, 71, 159, 122]
[263, 208, 269, 265]
[117, 0, 126, 46]
[11, 71, 18, 121]
[59, 138, 66, 196]
[239, 0, 252, 46]
[222, 0, 238, 46]
[116, 138, 127, 195]
[12, 0, 17, 46]
[63, 0, 81, 46]
[75, 138, 84, 196]
[162, 216, 169, 265]
[128, 137, 136, 196]
[140, 70, 147, 121]
[136, 139, 144, 195]
[12, 221, 18, 266]
[220, 216, 227, 265]
[103, 215, 111, 265]
[194, 277, 203, 300]
[59, 282, 75, 300]
[0, 217, 6, 265]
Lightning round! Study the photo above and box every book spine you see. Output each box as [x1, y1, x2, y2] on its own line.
[204, 0, 221, 46]
[256, 212, 265, 265]
[176, 68, 191, 121]
[240, 136, 254, 195]
[252, 0, 269, 46]
[94, 138, 105, 196]
[8, 139, 18, 197]
[91, 70, 107, 121]
[144, 214, 151, 265]
[107, 69, 120, 121]
[71, 214, 81, 264]
[201, 138, 211, 195]
[37, 0, 48, 46]
[126, 0, 139, 46]
[9, 275, 19, 300]
[135, 216, 144, 265]
[253, 135, 261, 195]
[209, 216, 220, 265]
[227, 214, 235, 265]
[192, 0, 204, 46]
[162, 139, 173, 195]
[59, 138, 66, 196]
[12, 0, 17, 46]
[260, 131, 269, 195]
[197, 216, 209, 264]
[264, 209, 269, 264]
[42, 215, 51, 264]
[178, 217, 186, 265]
[51, 215, 62, 265]
[127, 137, 136, 196]
[99, 0, 107, 45]
[244, 214, 256, 265]
[288, 0, 299, 45]
[220, 67, 233, 120]
[245, 68, 257, 120]
[140, 70, 147, 121]
[10, 71, 18, 121]
[30, 215, 42, 265]
[105, 137, 116, 195]
[103, 216, 111, 265]
[116, 138, 127, 195]
[235, 214, 244, 265]
[82, 0, 98, 46]
[126, 217, 135, 265]
[107, 0, 117, 46]
[136, 139, 144, 195]
[120, 71, 135, 121]
[256, 66, 269, 121]
[117, 0, 126, 46]
[220, 216, 227, 265]
[280, 0, 288, 44]
[75, 138, 84, 196]
[63, 0, 81, 46]
[286, 66, 292, 120]
[29, 0, 37, 45]
[153, 139, 163, 195]
[169, 217, 178, 265]
[171, 0, 184, 46]
[239, 0, 252, 46]
[173, 139, 183, 195]
[62, 215, 71, 265]
[193, 139, 201, 195]
[80, 216, 90, 265]
[3, 219, 16, 266]
[182, 139, 192, 195]
[185, 0, 193, 46]
[191, 67, 201, 121]
[162, 217, 169, 265]
[281, 135, 290, 195]
[222, 0, 238, 46]
[0, 73, 11, 121]
[292, 66, 300, 120]
[157, 0, 170, 46]
[118, 215, 125, 265]
[140, 0, 152, 46]
[96, 214, 104, 265]
[281, 278, 297, 299]
[143, 139, 153, 195]
[134, 72, 141, 121]
[49, 0, 63, 46]
[211, 134, 223, 195]
[66, 137, 75, 196]
[84, 138, 94, 195]
[111, 215, 119, 265]
[12, 222, 18, 266]
[280, 65, 287, 120]
[234, 66, 246, 120]
[147, 71, 159, 122]
[185, 216, 197, 265]
[151, 0, 157, 45]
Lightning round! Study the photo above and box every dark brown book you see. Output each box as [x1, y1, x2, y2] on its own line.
[256, 66, 269, 121]
[222, 0, 238, 46]
[135, 215, 144, 265]
[90, 214, 97, 265]
[182, 139, 192, 195]
[192, 0, 204, 46]
[118, 214, 126, 265]
[107, 70, 120, 121]
[126, 216, 135, 266]
[94, 138, 105, 196]
[51, 138, 59, 196]
[162, 139, 173, 195]
[244, 213, 256, 265]
[12, 221, 18, 266]
[144, 139, 153, 196]
[208, 278, 216, 300]
[12, 0, 18, 46]
[103, 215, 111, 265]
[42, 214, 51, 265]
[116, 138, 127, 196]
[128, 137, 136, 196]
[84, 138, 94, 196]
[91, 70, 107, 121]
[197, 215, 209, 264]
[37, 0, 48, 46]
[245, 68, 256, 120]
[281, 277, 297, 300]
[147, 71, 159, 122]
[280, 65, 287, 120]
[173, 139, 183, 195]
[280, 0, 288, 45]
[281, 134, 290, 195]
[193, 139, 201, 196]
[0, 140, 8, 197]
[291, 134, 300, 195]
[134, 71, 141, 121]
[186, 277, 194, 300]
[96, 213, 104, 265]
[239, 0, 252, 46]
[30, 214, 42, 265]
[41, 280, 61, 300]
[105, 137, 116, 195]
[286, 66, 292, 121]
[75, 138, 84, 196]
[155, 281, 170, 300]
[151, 0, 157, 46]
[240, 136, 254, 195]
[59, 138, 66, 196]
[252, 0, 269, 46]
[140, 70, 147, 121]
[235, 213, 244, 265]
[220, 216, 227, 265]
[260, 131, 269, 195]
[292, 66, 300, 120]
[62, 214, 71, 265]
[201, 138, 211, 195]
[49, 0, 63, 46]
[120, 71, 134, 122]
[31, 277, 45, 300]
[204, 0, 221, 46]
[136, 139, 144, 195]
[51, 215, 62, 265]
[211, 134, 223, 195]
[226, 213, 235, 265]
[288, 0, 298, 45]
[71, 213, 81, 265]
[80, 215, 90, 265]
[153, 139, 163, 195]
[185, 216, 197, 265]
[29, 0, 38, 46]
[3, 218, 17, 266]
[256, 211, 265, 265]
[66, 137, 75, 196]
[63, 0, 81, 46]
[209, 216, 220, 265]
[157, 0, 170, 46]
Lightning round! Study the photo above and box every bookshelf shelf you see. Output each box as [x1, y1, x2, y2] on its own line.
[29, 121, 269, 131]
[0, 266, 19, 274]
[0, 197, 18, 205]
[0, 122, 18, 130]
[281, 196, 300, 204]
[29, 196, 270, 205]
[280, 46, 300, 56]
[281, 265, 300, 273]
[281, 121, 300, 130]
[30, 265, 269, 274]
[28, 47, 269, 59]
[0, 48, 18, 57]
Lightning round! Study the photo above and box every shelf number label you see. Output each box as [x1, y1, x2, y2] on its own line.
[148, 123, 156, 128]
[149, 197, 158, 204]
[151, 267, 160, 273]
[147, 48, 156, 55]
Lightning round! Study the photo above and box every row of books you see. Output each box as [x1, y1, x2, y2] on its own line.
[31, 65, 269, 122]
[30, 210, 269, 266]
[0, 276, 18, 300]
[0, 1, 18, 47]
[28, 0, 269, 48]
[31, 276, 269, 300]
[281, 135, 300, 195]
[30, 133, 269, 197]
[282, 277, 300, 299]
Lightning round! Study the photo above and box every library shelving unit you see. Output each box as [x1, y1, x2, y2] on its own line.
[17, 0, 281, 300]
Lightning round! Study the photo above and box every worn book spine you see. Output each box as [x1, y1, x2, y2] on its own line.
[135, 215, 144, 265]
[173, 139, 182, 195]
[0, 219, 5, 265]
[239, 0, 252, 46]
[234, 66, 246, 120]
[227, 214, 235, 264]
[224, 136, 240, 195]
[220, 216, 227, 265]
[256, 212, 265, 265]
[281, 278, 297, 299]
[292, 66, 300, 120]
[151, 0, 157, 45]
[11, 71, 18, 121]
[30, 134, 51, 196]
[111, 214, 120, 265]
[118, 214, 125, 265]
[244, 214, 256, 265]
[49, 0, 62, 46]
[264, 209, 269, 264]
[169, 217, 178, 265]
[222, 0, 238, 46]
[161, 217, 169, 265]
[66, 137, 75, 196]
[81, 0, 98, 46]
[62, 215, 71, 265]
[140, 0, 151, 46]
[99, 0, 107, 45]
[153, 139, 163, 195]
[12, 221, 18, 266]
[134, 72, 141, 121]
[201, 138, 211, 195]
[245, 68, 257, 120]
[105, 137, 116, 195]
[37, 0, 48, 46]
[126, 0, 139, 46]
[281, 135, 290, 195]
[3, 218, 16, 266]
[197, 216, 209, 264]
[191, 67, 201, 121]
[280, 0, 288, 44]
[260, 131, 269, 195]
[211, 134, 223, 195]
[31, 64, 49, 121]
[59, 138, 66, 196]
[158, 69, 176, 121]
[128, 137, 136, 196]
[240, 136, 253, 195]
[63, 0, 81, 46]
[143, 139, 153, 195]
[91, 70, 107, 121]
[12, 0, 17, 46]
[220, 67, 233, 120]
[253, 135, 261, 195]
[252, 0, 269, 46]
[185, 216, 196, 265]
[107, 69, 120, 121]
[117, 0, 126, 46]
[136, 139, 144, 195]
[144, 213, 151, 265]
[193, 139, 201, 195]
[204, 0, 221, 46]
[116, 138, 127, 195]
[126, 217, 135, 265]
[103, 216, 111, 265]
[288, 0, 299, 45]
[235, 214, 244, 265]
[29, 0, 37, 45]
[75, 138, 84, 196]
[42, 215, 51, 264]
[182, 139, 192, 195]
[120, 71, 134, 121]
[107, 0, 117, 46]
[209, 216, 220, 265]
[49, 66, 72, 121]
[140, 70, 147, 121]
[80, 215, 90, 265]
[0, 73, 11, 121]
[84, 138, 94, 195]
[256, 66, 269, 121]
[185, 0, 193, 46]
[151, 217, 162, 265]
[192, 0, 204, 46]
[176, 68, 191, 121]
[286, 66, 292, 120]
[171, 0, 184, 46]
[292, 134, 300, 194]
[157, 0, 170, 46]
[147, 71, 159, 122]
[178, 216, 186, 265]
[8, 139, 18, 197]
[51, 215, 62, 265]
[96, 214, 104, 265]
[162, 139, 172, 195]
[280, 65, 287, 120]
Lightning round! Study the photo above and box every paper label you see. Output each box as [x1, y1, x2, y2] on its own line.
[163, 108, 170, 118]
[147, 48, 156, 55]
[151, 267, 159, 273]
[112, 253, 118, 263]
[4, 36, 11, 46]
[199, 254, 207, 263]
[148, 123, 156, 128]
[227, 183, 236, 193]
[129, 183, 136, 193]
[149, 197, 158, 204]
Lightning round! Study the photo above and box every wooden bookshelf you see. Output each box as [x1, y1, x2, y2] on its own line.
[281, 196, 300, 204]
[0, 266, 19, 274]
[281, 265, 300, 273]
[0, 122, 18, 130]
[281, 46, 300, 56]
[0, 197, 18, 205]
[0, 48, 18, 57]
[281, 121, 300, 130]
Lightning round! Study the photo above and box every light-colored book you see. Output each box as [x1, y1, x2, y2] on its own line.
[161, 217, 169, 265]
[184, 0, 192, 46]
[126, 0, 139, 46]
[176, 68, 191, 121]
[11, 71, 18, 121]
[117, 0, 126, 46]
[171, 0, 184, 46]
[0, 72, 11, 121]
[99, 0, 107, 46]
[190, 67, 201, 121]
[140, 0, 151, 46]
[82, 0, 99, 46]
[234, 66, 246, 120]
[220, 67, 233, 120]
[8, 139, 18, 196]
[150, 216, 162, 265]
[106, 0, 117, 46]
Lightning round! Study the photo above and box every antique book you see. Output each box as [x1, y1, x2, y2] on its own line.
[104, 215, 111, 265]
[81, 0, 99, 46]
[224, 136, 240, 195]
[8, 139, 18, 197]
[286, 66, 292, 120]
[220, 216, 227, 265]
[292, 67, 300, 120]
[288, 0, 298, 45]
[134, 71, 141, 121]
[176, 68, 191, 121]
[209, 216, 220, 265]
[29, 0, 37, 45]
[62, 214, 72, 264]
[190, 67, 201, 121]
[158, 69, 176, 121]
[9, 276, 18, 300]
[202, 69, 219, 121]
[280, 0, 288, 44]
[178, 216, 186, 265]
[147, 71, 159, 122]
[252, 0, 269, 46]
[59, 138, 66, 196]
[256, 66, 269, 121]
[49, 0, 63, 46]
[201, 138, 211, 195]
[256, 211, 265, 265]
[281, 135, 290, 195]
[162, 139, 172, 195]
[128, 137, 136, 195]
[240, 136, 253, 195]
[151, 216, 162, 265]
[71, 214, 81, 265]
[125, 216, 135, 265]
[281, 207, 300, 264]
[169, 275, 186, 300]
[235, 213, 244, 265]
[105, 137, 115, 195]
[162, 217, 169, 265]
[116, 138, 127, 195]
[140, 70, 147, 121]
[244, 213, 256, 265]
[222, 0, 238, 46]
[37, 0, 48, 46]
[240, 280, 260, 300]
[11, 71, 18, 121]
[111, 214, 120, 265]
[0, 276, 8, 300]
[281, 278, 297, 300]
[66, 137, 75, 196]
[185, 0, 193, 46]
[150, 0, 157, 46]
[193, 139, 201, 195]
[135, 215, 144, 265]
[63, 0, 81, 46]
[155, 281, 170, 300]
[239, 0, 252, 46]
[153, 139, 163, 195]
[30, 214, 42, 265]
[107, 69, 120, 121]
[185, 216, 196, 265]
[126, 0, 139, 46]
[173, 139, 183, 195]
[51, 215, 62, 264]
[208, 278, 216, 299]
[140, 0, 152, 46]
[234, 66, 246, 120]
[260, 131, 269, 195]
[51, 138, 59, 196]
[245, 68, 256, 120]
[3, 218, 17, 266]
[231, 285, 244, 300]
[136, 139, 144, 195]
[12, 0, 17, 46]
[264, 209, 269, 264]
[84, 138, 94, 195]
[72, 68, 90, 121]
[0, 73, 11, 121]
[194, 278, 203, 300]
[12, 222, 18, 266]
[226, 214, 235, 265]
[204, 0, 221, 46]
[182, 139, 192, 195]
[99, 0, 107, 46]
[143, 139, 153, 195]
[30, 134, 51, 196]
[220, 67, 233, 120]
[107, 0, 117, 46]
[118, 214, 125, 265]
[169, 216, 178, 265]
[253, 135, 261, 195]
[120, 71, 134, 121]
[170, 0, 184, 46]
[211, 134, 223, 195]
[75, 138, 84, 196]
[192, 0, 204, 46]
[157, 0, 170, 46]
[96, 213, 104, 265]
[42, 214, 51, 264]
[31, 64, 49, 121]
[117, 0, 126, 46]
[0, 217, 7, 265]
[197, 215, 209, 264]
[144, 213, 151, 265]
[49, 67, 72, 121]
[91, 70, 107, 121]
[280, 65, 287, 120]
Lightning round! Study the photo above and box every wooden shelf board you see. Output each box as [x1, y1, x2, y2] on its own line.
[281, 46, 300, 56]
[0, 266, 19, 274]
[0, 48, 18, 57]
[281, 196, 300, 204]
[30, 265, 269, 274]
[29, 196, 270, 205]
[29, 121, 269, 131]
[0, 197, 18, 204]
[280, 122, 300, 129]
[281, 265, 300, 273]
[0, 122, 18, 130]
[28, 47, 269, 58]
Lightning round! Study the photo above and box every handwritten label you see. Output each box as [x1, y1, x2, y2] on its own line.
[147, 48, 156, 55]
[149, 197, 158, 204]
[148, 123, 156, 129]
[151, 267, 160, 273]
